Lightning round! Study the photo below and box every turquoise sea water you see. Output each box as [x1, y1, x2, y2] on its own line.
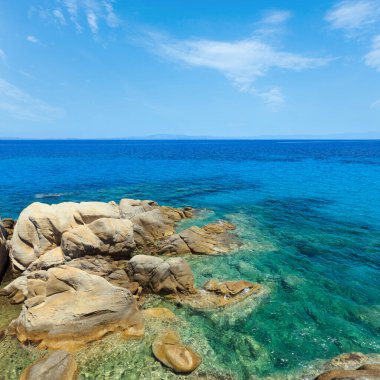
[0, 140, 379, 378]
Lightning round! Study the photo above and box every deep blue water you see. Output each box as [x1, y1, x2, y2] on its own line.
[0, 140, 379, 378]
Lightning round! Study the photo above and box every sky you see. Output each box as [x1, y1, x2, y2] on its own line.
[0, 0, 380, 138]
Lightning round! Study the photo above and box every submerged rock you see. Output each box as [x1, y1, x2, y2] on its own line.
[3, 266, 144, 350]
[158, 221, 237, 256]
[152, 330, 202, 373]
[173, 279, 264, 309]
[315, 367, 380, 379]
[142, 307, 177, 320]
[19, 351, 78, 380]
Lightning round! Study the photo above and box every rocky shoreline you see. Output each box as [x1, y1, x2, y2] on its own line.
[0, 198, 379, 379]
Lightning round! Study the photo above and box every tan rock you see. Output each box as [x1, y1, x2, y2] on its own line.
[152, 330, 201, 373]
[159, 221, 236, 256]
[203, 279, 256, 296]
[127, 255, 195, 295]
[19, 351, 77, 380]
[61, 218, 135, 259]
[5, 266, 144, 350]
[143, 307, 176, 320]
[330, 352, 368, 368]
[315, 368, 380, 379]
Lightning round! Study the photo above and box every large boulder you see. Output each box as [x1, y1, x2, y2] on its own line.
[152, 330, 201, 374]
[10, 201, 120, 271]
[61, 218, 135, 259]
[126, 255, 195, 295]
[19, 351, 77, 380]
[3, 266, 144, 349]
[158, 221, 236, 256]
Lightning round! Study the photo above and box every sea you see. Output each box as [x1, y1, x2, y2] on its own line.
[0, 139, 379, 379]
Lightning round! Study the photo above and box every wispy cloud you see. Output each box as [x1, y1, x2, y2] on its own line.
[364, 35, 380, 70]
[325, 0, 380, 35]
[0, 49, 6, 62]
[141, 31, 330, 108]
[0, 79, 64, 121]
[35, 0, 120, 35]
[370, 98, 380, 108]
[261, 10, 293, 25]
[27, 35, 41, 44]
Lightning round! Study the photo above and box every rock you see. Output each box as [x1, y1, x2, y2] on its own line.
[152, 330, 201, 373]
[61, 218, 135, 259]
[19, 351, 78, 380]
[0, 223, 10, 282]
[4, 266, 144, 349]
[315, 368, 380, 379]
[330, 353, 368, 368]
[10, 201, 120, 271]
[143, 307, 176, 320]
[10, 199, 192, 272]
[358, 364, 380, 371]
[0, 275, 28, 304]
[126, 255, 195, 295]
[203, 279, 258, 296]
[159, 221, 236, 256]
[173, 279, 264, 309]
[2, 218, 15, 239]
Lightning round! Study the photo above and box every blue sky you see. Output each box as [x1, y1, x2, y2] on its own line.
[1, 0, 380, 138]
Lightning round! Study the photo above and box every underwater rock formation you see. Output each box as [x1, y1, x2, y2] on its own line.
[152, 330, 202, 373]
[19, 351, 78, 380]
[3, 266, 144, 350]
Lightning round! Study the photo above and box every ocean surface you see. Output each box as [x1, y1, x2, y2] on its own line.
[0, 139, 379, 379]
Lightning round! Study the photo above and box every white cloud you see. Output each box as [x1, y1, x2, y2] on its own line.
[0, 79, 64, 121]
[325, 0, 380, 34]
[370, 98, 380, 108]
[0, 49, 6, 62]
[27, 35, 40, 44]
[53, 9, 66, 25]
[35, 0, 119, 34]
[143, 32, 330, 106]
[261, 10, 292, 25]
[365, 35, 380, 70]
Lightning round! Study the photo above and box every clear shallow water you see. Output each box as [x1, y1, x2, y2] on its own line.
[0, 140, 379, 379]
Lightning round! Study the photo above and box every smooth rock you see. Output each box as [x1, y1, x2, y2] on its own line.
[5, 266, 144, 349]
[152, 330, 201, 373]
[19, 351, 77, 380]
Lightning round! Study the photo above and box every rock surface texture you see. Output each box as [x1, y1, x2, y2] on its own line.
[2, 266, 144, 349]
[19, 351, 78, 380]
[9, 199, 197, 272]
[152, 330, 202, 374]
[0, 222, 9, 282]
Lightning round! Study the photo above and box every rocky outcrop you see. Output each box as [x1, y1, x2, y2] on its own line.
[142, 307, 176, 321]
[19, 351, 78, 380]
[9, 199, 192, 272]
[126, 255, 196, 295]
[0, 222, 9, 282]
[314, 353, 380, 379]
[158, 221, 237, 256]
[2, 218, 15, 239]
[3, 266, 144, 349]
[174, 279, 264, 309]
[152, 330, 202, 373]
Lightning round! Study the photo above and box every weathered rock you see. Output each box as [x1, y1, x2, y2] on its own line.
[315, 368, 380, 379]
[0, 223, 10, 282]
[330, 353, 369, 368]
[126, 255, 195, 295]
[152, 330, 201, 373]
[173, 279, 264, 309]
[143, 307, 176, 321]
[10, 201, 120, 271]
[61, 218, 135, 259]
[159, 221, 236, 256]
[4, 266, 144, 349]
[19, 351, 77, 380]
[2, 218, 15, 239]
